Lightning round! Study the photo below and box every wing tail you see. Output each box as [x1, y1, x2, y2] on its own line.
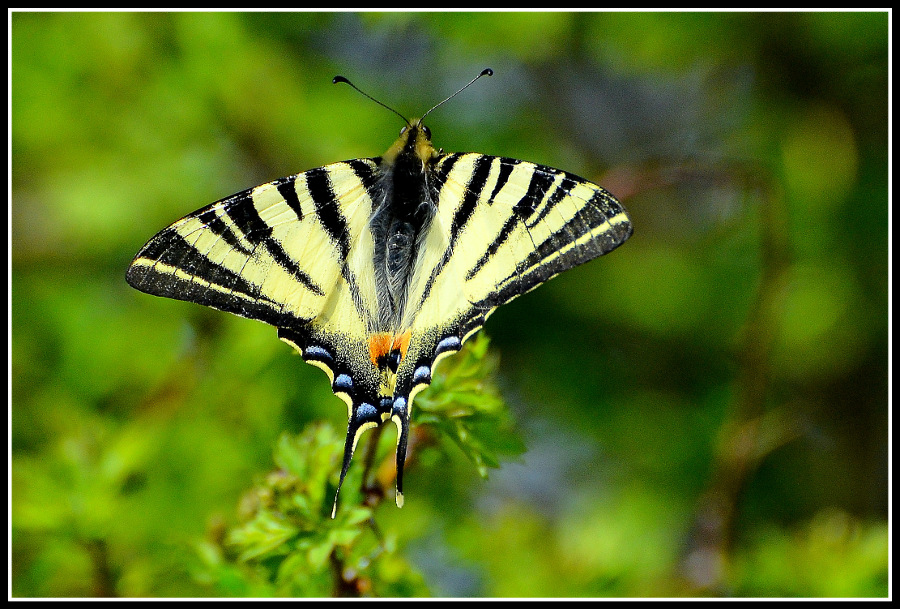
[331, 401, 381, 519]
[391, 397, 410, 508]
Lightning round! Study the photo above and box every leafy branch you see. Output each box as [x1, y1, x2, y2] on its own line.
[194, 333, 524, 597]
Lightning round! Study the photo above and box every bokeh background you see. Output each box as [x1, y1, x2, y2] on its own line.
[11, 11, 888, 598]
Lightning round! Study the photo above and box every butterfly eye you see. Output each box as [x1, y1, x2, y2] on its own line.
[399, 125, 408, 136]
[422, 125, 432, 139]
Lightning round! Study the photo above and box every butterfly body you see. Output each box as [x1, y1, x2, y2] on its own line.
[127, 112, 632, 515]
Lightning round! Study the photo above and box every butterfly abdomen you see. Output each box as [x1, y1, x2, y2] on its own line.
[371, 123, 440, 327]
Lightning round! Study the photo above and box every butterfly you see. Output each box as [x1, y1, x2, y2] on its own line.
[126, 69, 632, 516]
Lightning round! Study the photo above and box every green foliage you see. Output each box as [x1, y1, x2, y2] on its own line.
[414, 334, 526, 477]
[732, 509, 889, 597]
[194, 425, 427, 597]
[191, 335, 515, 597]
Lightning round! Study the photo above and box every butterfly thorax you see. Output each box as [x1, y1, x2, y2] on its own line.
[371, 122, 439, 331]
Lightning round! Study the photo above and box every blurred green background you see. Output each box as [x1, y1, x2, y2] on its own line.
[11, 11, 888, 598]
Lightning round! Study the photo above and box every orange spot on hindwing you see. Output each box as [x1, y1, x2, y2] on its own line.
[369, 331, 412, 400]
[392, 331, 411, 360]
[368, 333, 393, 367]
[368, 331, 412, 372]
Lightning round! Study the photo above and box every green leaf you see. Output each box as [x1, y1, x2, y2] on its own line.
[414, 334, 526, 479]
[228, 511, 298, 562]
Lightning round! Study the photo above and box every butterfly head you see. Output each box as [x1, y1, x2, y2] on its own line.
[383, 119, 440, 167]
[335, 69, 493, 170]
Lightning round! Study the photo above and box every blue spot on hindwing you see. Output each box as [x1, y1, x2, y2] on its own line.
[392, 397, 408, 418]
[413, 365, 432, 385]
[435, 336, 461, 356]
[304, 345, 333, 364]
[333, 374, 353, 392]
[355, 402, 378, 421]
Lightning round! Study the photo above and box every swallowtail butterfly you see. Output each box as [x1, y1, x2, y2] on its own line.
[127, 69, 633, 516]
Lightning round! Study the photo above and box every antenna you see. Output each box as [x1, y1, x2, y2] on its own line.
[333, 68, 494, 127]
[333, 75, 411, 127]
[419, 68, 493, 124]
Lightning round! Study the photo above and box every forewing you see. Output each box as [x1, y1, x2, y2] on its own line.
[397, 152, 632, 398]
[127, 158, 389, 399]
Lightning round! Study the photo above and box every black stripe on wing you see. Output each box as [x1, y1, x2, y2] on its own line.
[399, 156, 632, 393]
[225, 188, 325, 296]
[479, 173, 632, 310]
[462, 162, 565, 282]
[426, 155, 631, 316]
[306, 167, 352, 261]
[126, 228, 305, 329]
[413, 153, 494, 312]
[126, 179, 325, 328]
[303, 161, 384, 324]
